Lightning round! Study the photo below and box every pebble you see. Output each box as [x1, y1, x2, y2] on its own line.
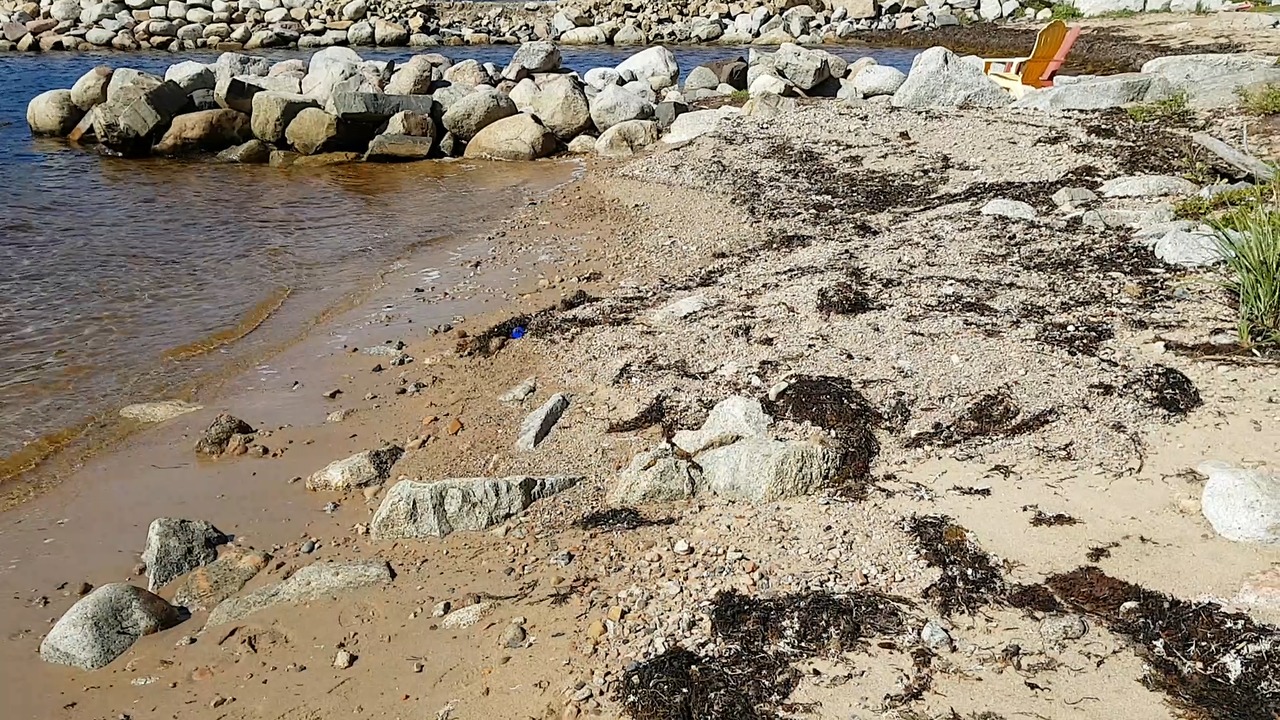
[587, 620, 607, 640]
[1039, 615, 1088, 643]
[300, 540, 316, 554]
[333, 650, 355, 669]
[920, 620, 953, 651]
[500, 623, 527, 648]
[673, 539, 692, 555]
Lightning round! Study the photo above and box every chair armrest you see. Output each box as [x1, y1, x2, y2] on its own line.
[983, 56, 1030, 73]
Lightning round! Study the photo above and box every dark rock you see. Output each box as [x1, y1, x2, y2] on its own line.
[195, 413, 255, 455]
[655, 100, 689, 131]
[141, 518, 227, 591]
[705, 58, 748, 90]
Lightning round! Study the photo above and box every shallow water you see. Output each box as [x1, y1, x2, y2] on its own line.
[0, 44, 917, 469]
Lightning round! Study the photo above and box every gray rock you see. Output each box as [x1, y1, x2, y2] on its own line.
[1040, 615, 1088, 643]
[301, 46, 363, 103]
[852, 64, 907, 97]
[685, 65, 720, 92]
[216, 138, 270, 163]
[347, 19, 373, 45]
[655, 99, 688, 131]
[441, 87, 517, 140]
[589, 84, 654, 133]
[27, 89, 84, 136]
[250, 91, 317, 143]
[892, 46, 1012, 109]
[773, 42, 830, 91]
[511, 40, 561, 73]
[530, 75, 591, 140]
[172, 547, 270, 612]
[1100, 175, 1198, 198]
[1072, 0, 1143, 14]
[70, 65, 113, 110]
[213, 75, 269, 114]
[305, 445, 405, 491]
[698, 436, 844, 503]
[742, 93, 797, 118]
[608, 444, 699, 504]
[1200, 461, 1280, 544]
[385, 110, 435, 137]
[515, 393, 570, 451]
[373, 17, 408, 46]
[215, 51, 270, 80]
[615, 45, 679, 91]
[1153, 226, 1224, 267]
[442, 58, 490, 89]
[1013, 73, 1154, 111]
[613, 24, 645, 45]
[662, 107, 738, 145]
[567, 135, 597, 153]
[206, 560, 393, 626]
[326, 91, 435, 123]
[153, 108, 252, 155]
[370, 476, 580, 539]
[584, 67, 621, 90]
[560, 25, 607, 44]
[1141, 53, 1280, 109]
[195, 413, 254, 455]
[40, 584, 181, 670]
[509, 78, 539, 113]
[1052, 187, 1098, 207]
[596, 119, 659, 157]
[920, 620, 953, 651]
[980, 198, 1038, 221]
[500, 623, 527, 648]
[284, 107, 343, 154]
[386, 63, 434, 96]
[165, 60, 215, 93]
[673, 396, 771, 455]
[500, 377, 537, 405]
[141, 518, 226, 591]
[365, 133, 434, 161]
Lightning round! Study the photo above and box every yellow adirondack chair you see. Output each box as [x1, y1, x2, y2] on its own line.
[982, 20, 1081, 95]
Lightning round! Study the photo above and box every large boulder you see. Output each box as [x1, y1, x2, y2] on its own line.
[560, 26, 607, 44]
[70, 66, 113, 110]
[386, 59, 435, 95]
[27, 89, 84, 136]
[141, 518, 226, 591]
[698, 436, 845, 503]
[685, 66, 720, 92]
[370, 476, 580, 539]
[153, 108, 252, 155]
[165, 60, 215, 93]
[216, 139, 271, 163]
[305, 445, 404, 490]
[284, 108, 350, 155]
[464, 113, 557, 161]
[891, 46, 1012, 109]
[365, 133, 435, 160]
[40, 584, 182, 670]
[1012, 73, 1156, 111]
[607, 445, 699, 505]
[673, 396, 771, 454]
[250, 91, 317, 143]
[373, 17, 408, 46]
[596, 119, 659, 157]
[302, 46, 363, 104]
[616, 45, 679, 91]
[852, 64, 907, 97]
[704, 58, 748, 90]
[1152, 226, 1224, 267]
[92, 80, 189, 155]
[773, 43, 830, 91]
[511, 40, 561, 73]
[442, 58, 491, 89]
[441, 88, 517, 140]
[589, 84, 654, 133]
[326, 91, 435, 123]
[206, 560, 392, 626]
[215, 51, 270, 81]
[1140, 53, 1280, 109]
[384, 109, 435, 137]
[662, 107, 739, 144]
[106, 68, 164, 104]
[173, 547, 270, 612]
[1200, 461, 1280, 544]
[530, 75, 591, 140]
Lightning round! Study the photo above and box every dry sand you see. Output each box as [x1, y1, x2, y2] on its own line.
[3, 37, 1280, 720]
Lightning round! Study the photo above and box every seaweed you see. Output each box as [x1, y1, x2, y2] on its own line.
[906, 391, 1058, 449]
[763, 375, 882, 493]
[1036, 321, 1115, 356]
[907, 515, 1006, 615]
[457, 290, 596, 356]
[1086, 542, 1121, 562]
[576, 508, 674, 532]
[710, 589, 908, 657]
[1027, 509, 1082, 527]
[619, 648, 800, 720]
[950, 485, 992, 497]
[1006, 584, 1063, 614]
[816, 282, 880, 315]
[1125, 365, 1203, 416]
[1046, 567, 1280, 720]
[608, 396, 668, 434]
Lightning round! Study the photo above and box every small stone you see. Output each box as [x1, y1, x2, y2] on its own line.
[333, 649, 354, 669]
[300, 540, 316, 554]
[587, 620, 606, 640]
[1039, 615, 1088, 643]
[673, 539, 692, 555]
[432, 600, 452, 617]
[445, 418, 463, 435]
[500, 623, 527, 648]
[920, 620, 953, 651]
[607, 606, 625, 622]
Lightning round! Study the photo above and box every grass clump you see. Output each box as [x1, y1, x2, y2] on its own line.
[1050, 2, 1083, 19]
[1126, 91, 1193, 125]
[728, 89, 750, 103]
[1096, 8, 1139, 17]
[1238, 83, 1280, 115]
[1174, 180, 1279, 220]
[1211, 194, 1280, 348]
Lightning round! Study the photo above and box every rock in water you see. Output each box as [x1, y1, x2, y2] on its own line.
[370, 476, 580, 539]
[119, 400, 203, 422]
[616, 46, 679, 91]
[70, 66, 113, 111]
[442, 88, 517, 141]
[250, 91, 318, 144]
[205, 560, 393, 626]
[40, 584, 182, 670]
[195, 413, 255, 455]
[153, 109, 252, 155]
[217, 139, 271, 163]
[305, 445, 404, 491]
[142, 518, 227, 591]
[1199, 461, 1280, 544]
[891, 46, 1012, 109]
[463, 113, 557, 161]
[511, 40, 561, 73]
[27, 89, 85, 136]
[93, 79, 189, 155]
[515, 393, 570, 451]
[284, 107, 343, 155]
[366, 133, 435, 161]
[173, 548, 270, 612]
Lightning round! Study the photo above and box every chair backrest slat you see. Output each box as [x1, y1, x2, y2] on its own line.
[1018, 20, 1070, 88]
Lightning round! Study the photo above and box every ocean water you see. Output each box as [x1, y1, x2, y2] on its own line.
[0, 44, 917, 472]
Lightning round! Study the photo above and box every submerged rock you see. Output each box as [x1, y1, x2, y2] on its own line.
[142, 518, 227, 591]
[119, 400, 203, 422]
[370, 476, 580, 539]
[306, 445, 404, 491]
[205, 560, 393, 626]
[41, 584, 182, 670]
[153, 108, 252, 155]
[27, 89, 84, 136]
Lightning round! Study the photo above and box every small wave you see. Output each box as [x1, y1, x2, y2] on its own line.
[161, 287, 292, 362]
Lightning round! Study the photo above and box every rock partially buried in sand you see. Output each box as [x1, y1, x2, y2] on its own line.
[698, 436, 845, 503]
[608, 444, 700, 505]
[439, 601, 494, 629]
[142, 518, 227, 591]
[1199, 461, 1280, 545]
[173, 548, 271, 612]
[119, 400, 203, 422]
[205, 560, 393, 626]
[515, 393, 569, 451]
[41, 584, 182, 670]
[195, 413, 255, 455]
[305, 445, 404, 491]
[371, 476, 581, 539]
[672, 396, 771, 455]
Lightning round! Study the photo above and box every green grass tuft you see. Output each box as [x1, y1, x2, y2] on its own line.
[1238, 84, 1280, 116]
[1050, 3, 1083, 19]
[1175, 180, 1280, 221]
[1095, 8, 1139, 17]
[729, 89, 750, 103]
[1210, 186, 1280, 348]
[1126, 91, 1193, 124]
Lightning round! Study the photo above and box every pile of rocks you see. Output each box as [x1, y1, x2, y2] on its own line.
[22, 41, 903, 163]
[3, 0, 1267, 54]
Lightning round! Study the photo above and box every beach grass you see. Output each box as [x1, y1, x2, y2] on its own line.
[1211, 186, 1280, 348]
[1125, 91, 1193, 124]
[1238, 83, 1280, 115]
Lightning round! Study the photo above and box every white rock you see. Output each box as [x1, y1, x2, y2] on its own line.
[1199, 461, 1280, 544]
[650, 294, 716, 323]
[981, 198, 1038, 221]
[515, 393, 569, 451]
[305, 446, 404, 491]
[673, 396, 771, 455]
[1100, 175, 1199, 198]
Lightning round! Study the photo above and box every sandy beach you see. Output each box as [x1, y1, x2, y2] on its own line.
[4, 13, 1280, 720]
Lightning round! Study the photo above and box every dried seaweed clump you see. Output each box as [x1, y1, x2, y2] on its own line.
[1035, 321, 1115, 356]
[619, 648, 800, 720]
[457, 290, 595, 356]
[905, 391, 1058, 449]
[1124, 365, 1203, 416]
[1046, 566, 1280, 720]
[575, 508, 673, 532]
[607, 396, 668, 434]
[816, 281, 880, 315]
[907, 515, 1006, 615]
[764, 375, 882, 492]
[710, 589, 908, 657]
